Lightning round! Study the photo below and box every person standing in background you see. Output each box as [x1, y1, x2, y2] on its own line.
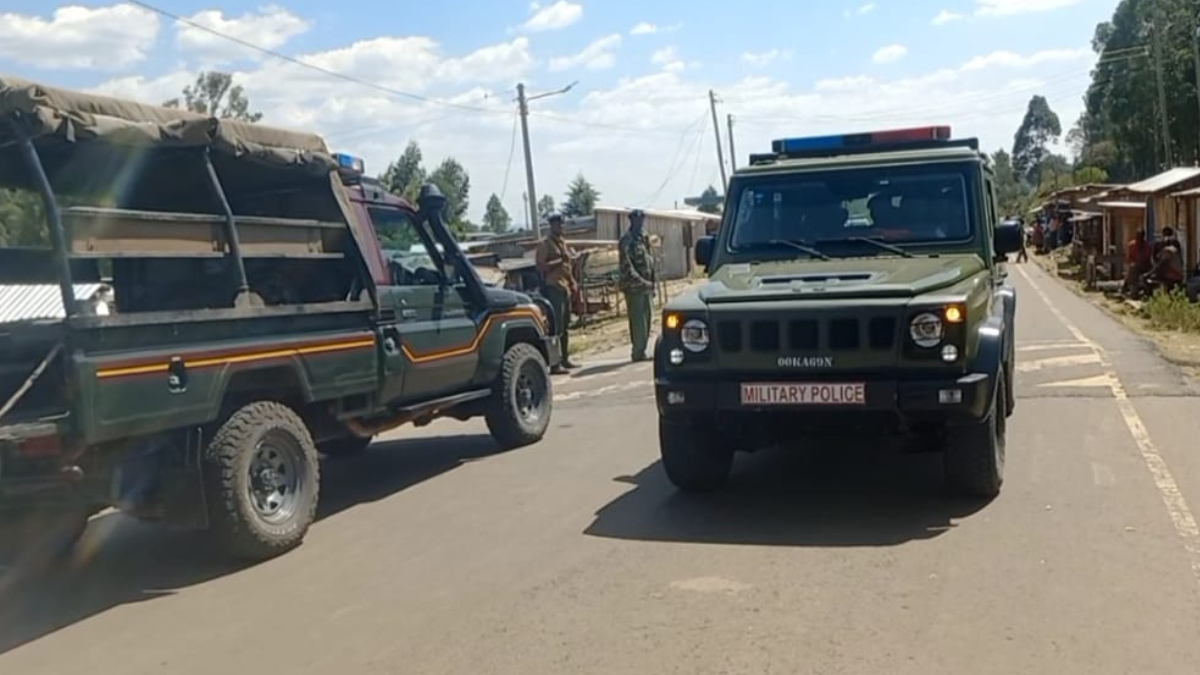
[618, 209, 656, 362]
[536, 213, 580, 374]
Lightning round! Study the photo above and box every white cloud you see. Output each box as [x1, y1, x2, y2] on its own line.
[630, 21, 681, 35]
[0, 3, 159, 69]
[932, 10, 965, 24]
[548, 34, 621, 72]
[872, 44, 908, 64]
[176, 5, 310, 64]
[741, 49, 791, 68]
[975, 0, 1083, 15]
[844, 2, 876, 17]
[960, 48, 1089, 70]
[71, 22, 1095, 228]
[521, 0, 582, 32]
[651, 47, 678, 65]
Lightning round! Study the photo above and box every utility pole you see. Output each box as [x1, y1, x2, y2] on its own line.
[1194, 21, 1200, 162]
[1151, 8, 1173, 167]
[516, 81, 577, 241]
[727, 114, 738, 171]
[522, 191, 530, 232]
[708, 89, 728, 187]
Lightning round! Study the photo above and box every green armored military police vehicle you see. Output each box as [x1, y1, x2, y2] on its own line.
[654, 126, 1023, 497]
[0, 76, 559, 564]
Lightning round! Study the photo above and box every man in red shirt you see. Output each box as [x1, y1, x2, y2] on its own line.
[1124, 230, 1151, 295]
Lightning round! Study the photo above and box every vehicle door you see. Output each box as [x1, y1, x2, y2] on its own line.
[366, 204, 480, 403]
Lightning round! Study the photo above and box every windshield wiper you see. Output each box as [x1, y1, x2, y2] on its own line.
[822, 236, 915, 258]
[757, 239, 832, 260]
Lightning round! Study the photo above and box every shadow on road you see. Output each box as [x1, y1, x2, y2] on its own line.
[585, 442, 991, 548]
[0, 433, 499, 656]
[570, 361, 633, 379]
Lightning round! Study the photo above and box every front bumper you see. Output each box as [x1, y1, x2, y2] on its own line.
[655, 371, 993, 423]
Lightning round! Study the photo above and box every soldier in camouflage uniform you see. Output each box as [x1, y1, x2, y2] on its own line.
[618, 209, 656, 362]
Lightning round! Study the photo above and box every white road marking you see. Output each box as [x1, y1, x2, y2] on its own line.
[554, 380, 649, 401]
[1016, 265, 1200, 586]
[1038, 374, 1114, 389]
[1018, 342, 1092, 353]
[669, 576, 752, 594]
[1016, 352, 1102, 372]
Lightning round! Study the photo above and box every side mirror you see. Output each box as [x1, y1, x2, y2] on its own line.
[993, 222, 1022, 256]
[694, 236, 714, 267]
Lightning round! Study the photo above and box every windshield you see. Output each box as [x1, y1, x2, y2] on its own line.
[728, 162, 976, 252]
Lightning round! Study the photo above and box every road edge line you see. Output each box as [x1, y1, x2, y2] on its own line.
[1016, 264, 1200, 587]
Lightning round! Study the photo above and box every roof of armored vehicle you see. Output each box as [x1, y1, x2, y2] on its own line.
[735, 144, 988, 176]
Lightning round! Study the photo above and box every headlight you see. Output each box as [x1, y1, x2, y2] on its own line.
[909, 312, 944, 348]
[680, 319, 710, 353]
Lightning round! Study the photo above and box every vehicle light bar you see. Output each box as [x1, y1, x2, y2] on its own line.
[333, 152, 365, 175]
[771, 126, 952, 154]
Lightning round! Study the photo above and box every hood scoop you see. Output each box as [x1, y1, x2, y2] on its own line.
[757, 271, 883, 289]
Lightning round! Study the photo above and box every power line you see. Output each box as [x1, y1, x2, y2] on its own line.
[128, 0, 508, 117]
[632, 112, 709, 206]
[499, 108, 519, 200]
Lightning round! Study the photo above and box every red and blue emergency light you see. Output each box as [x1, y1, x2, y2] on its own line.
[770, 126, 952, 155]
[333, 152, 365, 175]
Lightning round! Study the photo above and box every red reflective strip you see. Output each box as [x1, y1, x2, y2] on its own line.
[870, 126, 952, 143]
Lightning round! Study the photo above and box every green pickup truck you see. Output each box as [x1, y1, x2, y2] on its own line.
[654, 126, 1023, 497]
[0, 76, 559, 565]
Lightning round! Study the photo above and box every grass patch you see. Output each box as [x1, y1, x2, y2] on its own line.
[1143, 288, 1200, 332]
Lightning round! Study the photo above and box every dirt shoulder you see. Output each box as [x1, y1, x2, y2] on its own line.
[1030, 252, 1200, 377]
[570, 277, 705, 357]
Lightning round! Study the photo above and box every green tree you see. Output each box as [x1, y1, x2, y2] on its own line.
[381, 141, 426, 203]
[428, 157, 471, 234]
[990, 149, 1027, 216]
[537, 193, 557, 222]
[1078, 0, 1200, 178]
[0, 188, 47, 247]
[1012, 95, 1062, 186]
[561, 173, 600, 218]
[482, 193, 511, 233]
[697, 185, 723, 214]
[163, 71, 262, 121]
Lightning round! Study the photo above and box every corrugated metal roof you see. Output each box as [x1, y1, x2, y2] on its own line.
[594, 205, 721, 221]
[1097, 200, 1147, 210]
[1170, 186, 1200, 198]
[0, 284, 102, 324]
[1125, 167, 1200, 194]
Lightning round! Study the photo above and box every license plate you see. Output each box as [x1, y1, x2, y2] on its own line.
[740, 382, 866, 406]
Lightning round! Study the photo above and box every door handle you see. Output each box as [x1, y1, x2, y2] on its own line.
[401, 308, 417, 319]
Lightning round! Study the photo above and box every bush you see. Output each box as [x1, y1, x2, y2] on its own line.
[1143, 288, 1200, 332]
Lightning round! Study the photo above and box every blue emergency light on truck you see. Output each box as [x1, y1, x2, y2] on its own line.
[333, 152, 365, 176]
[750, 125, 969, 165]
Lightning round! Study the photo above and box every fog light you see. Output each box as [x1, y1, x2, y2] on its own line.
[938, 389, 963, 404]
[941, 344, 959, 362]
[667, 391, 686, 405]
[669, 348, 685, 365]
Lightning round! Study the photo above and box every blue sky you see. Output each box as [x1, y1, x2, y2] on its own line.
[1, 0, 1115, 225]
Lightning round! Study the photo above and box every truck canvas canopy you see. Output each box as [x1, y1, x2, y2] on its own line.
[0, 74, 375, 318]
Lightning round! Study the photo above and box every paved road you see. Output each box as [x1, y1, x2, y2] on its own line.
[4, 262, 1200, 674]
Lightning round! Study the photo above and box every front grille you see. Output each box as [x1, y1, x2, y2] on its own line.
[716, 315, 898, 354]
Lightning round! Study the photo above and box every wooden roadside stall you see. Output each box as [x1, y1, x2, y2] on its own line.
[1170, 186, 1200, 273]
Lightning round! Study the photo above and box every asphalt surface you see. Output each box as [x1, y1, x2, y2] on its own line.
[4, 262, 1200, 674]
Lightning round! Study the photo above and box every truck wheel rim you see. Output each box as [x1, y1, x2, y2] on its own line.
[248, 431, 306, 524]
[515, 363, 548, 423]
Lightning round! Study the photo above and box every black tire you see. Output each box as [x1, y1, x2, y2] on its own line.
[659, 416, 734, 493]
[486, 343, 553, 449]
[203, 401, 320, 561]
[320, 434, 372, 459]
[944, 372, 1007, 498]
